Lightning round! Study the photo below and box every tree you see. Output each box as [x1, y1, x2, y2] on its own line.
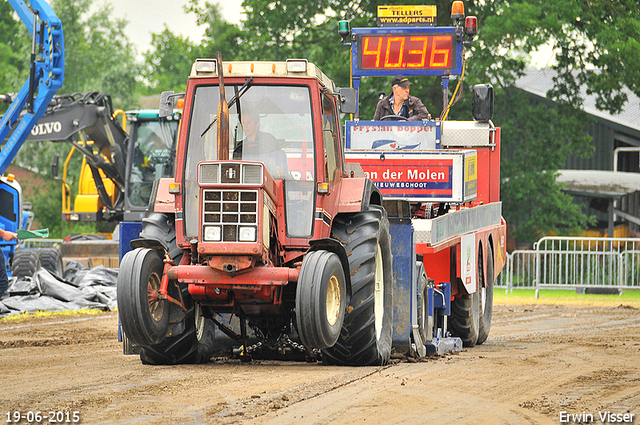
[141, 2, 245, 93]
[464, 0, 640, 242]
[3, 0, 143, 235]
[191, 1, 245, 60]
[229, 0, 639, 243]
[143, 28, 201, 93]
[466, 0, 640, 111]
[51, 0, 141, 108]
[496, 90, 595, 242]
[0, 0, 29, 111]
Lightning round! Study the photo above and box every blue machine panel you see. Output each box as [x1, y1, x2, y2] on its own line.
[389, 217, 414, 353]
[119, 221, 142, 260]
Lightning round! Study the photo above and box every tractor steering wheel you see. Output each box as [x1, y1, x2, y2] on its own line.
[379, 115, 407, 121]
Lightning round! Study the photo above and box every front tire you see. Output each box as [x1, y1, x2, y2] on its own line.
[117, 248, 169, 346]
[296, 250, 347, 349]
[323, 206, 393, 366]
[134, 211, 215, 365]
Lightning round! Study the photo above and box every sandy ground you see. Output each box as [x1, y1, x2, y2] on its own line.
[1, 302, 639, 425]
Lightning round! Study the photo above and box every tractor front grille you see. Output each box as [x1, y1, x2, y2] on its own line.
[202, 189, 258, 242]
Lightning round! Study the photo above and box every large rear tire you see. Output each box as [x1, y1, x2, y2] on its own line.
[117, 248, 169, 346]
[477, 245, 494, 345]
[296, 250, 346, 349]
[322, 206, 393, 366]
[450, 248, 481, 347]
[11, 249, 41, 279]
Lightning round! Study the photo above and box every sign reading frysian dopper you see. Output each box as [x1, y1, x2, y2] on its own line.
[348, 122, 438, 151]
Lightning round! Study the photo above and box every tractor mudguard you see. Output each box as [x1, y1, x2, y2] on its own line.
[145, 178, 176, 214]
[308, 237, 352, 297]
[361, 178, 384, 209]
[129, 238, 166, 253]
[150, 178, 176, 213]
[337, 177, 383, 214]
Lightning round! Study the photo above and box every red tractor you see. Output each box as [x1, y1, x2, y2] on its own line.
[118, 58, 395, 365]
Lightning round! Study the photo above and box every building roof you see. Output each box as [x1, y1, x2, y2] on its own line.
[515, 70, 640, 136]
[557, 169, 640, 199]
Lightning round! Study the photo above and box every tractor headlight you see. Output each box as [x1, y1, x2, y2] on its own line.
[238, 226, 257, 242]
[203, 225, 222, 242]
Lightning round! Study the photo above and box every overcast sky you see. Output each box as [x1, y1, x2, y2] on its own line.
[91, 0, 243, 58]
[91, 0, 555, 67]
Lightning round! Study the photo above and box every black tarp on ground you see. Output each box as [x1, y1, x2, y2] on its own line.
[0, 261, 117, 317]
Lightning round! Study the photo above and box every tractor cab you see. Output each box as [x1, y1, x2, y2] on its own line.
[166, 60, 356, 262]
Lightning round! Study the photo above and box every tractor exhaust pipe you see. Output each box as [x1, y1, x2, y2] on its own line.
[216, 51, 230, 161]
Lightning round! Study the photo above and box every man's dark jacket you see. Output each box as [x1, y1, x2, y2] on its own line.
[373, 94, 429, 121]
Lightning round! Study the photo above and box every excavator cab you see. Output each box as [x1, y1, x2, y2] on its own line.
[53, 106, 181, 223]
[125, 111, 180, 215]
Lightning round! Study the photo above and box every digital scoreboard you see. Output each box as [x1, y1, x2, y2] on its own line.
[351, 28, 462, 77]
[357, 34, 454, 71]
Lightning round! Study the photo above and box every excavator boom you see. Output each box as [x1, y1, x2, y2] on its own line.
[0, 0, 64, 174]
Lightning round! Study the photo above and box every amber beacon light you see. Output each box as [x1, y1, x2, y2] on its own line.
[451, 1, 465, 20]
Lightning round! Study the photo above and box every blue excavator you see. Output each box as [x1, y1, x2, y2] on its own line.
[0, 0, 64, 278]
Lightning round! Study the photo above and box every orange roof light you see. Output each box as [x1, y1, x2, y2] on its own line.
[176, 98, 184, 109]
[451, 1, 465, 20]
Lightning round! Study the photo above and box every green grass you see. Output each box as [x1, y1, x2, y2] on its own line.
[2, 289, 638, 323]
[0, 308, 108, 324]
[495, 288, 640, 307]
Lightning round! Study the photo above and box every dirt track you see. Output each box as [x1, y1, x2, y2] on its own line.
[1, 302, 640, 425]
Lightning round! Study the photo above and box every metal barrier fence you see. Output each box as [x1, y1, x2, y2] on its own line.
[19, 239, 64, 249]
[496, 237, 640, 295]
[496, 249, 537, 289]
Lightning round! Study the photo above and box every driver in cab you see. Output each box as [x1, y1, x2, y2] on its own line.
[233, 112, 289, 178]
[373, 75, 430, 121]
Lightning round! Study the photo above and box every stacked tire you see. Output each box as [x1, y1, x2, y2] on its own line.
[11, 247, 63, 279]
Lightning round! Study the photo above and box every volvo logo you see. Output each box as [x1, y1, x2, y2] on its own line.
[225, 167, 237, 179]
[30, 121, 62, 136]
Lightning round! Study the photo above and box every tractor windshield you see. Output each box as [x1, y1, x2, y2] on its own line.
[183, 84, 316, 238]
